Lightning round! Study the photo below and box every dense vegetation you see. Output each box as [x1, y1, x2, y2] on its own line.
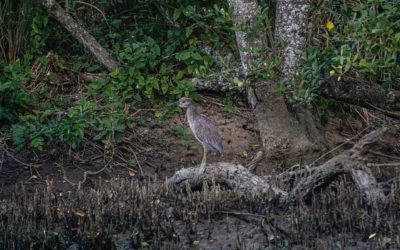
[1, 0, 399, 151]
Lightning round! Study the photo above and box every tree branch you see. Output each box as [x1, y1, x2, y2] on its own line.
[40, 0, 119, 71]
[318, 76, 400, 111]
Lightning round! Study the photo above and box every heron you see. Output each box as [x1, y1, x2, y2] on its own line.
[172, 97, 223, 171]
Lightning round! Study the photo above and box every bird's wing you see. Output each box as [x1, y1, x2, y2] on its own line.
[193, 114, 223, 154]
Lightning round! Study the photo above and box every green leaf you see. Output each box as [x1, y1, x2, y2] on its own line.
[191, 52, 203, 61]
[185, 27, 193, 38]
[30, 136, 44, 150]
[161, 82, 169, 94]
[173, 9, 181, 21]
[175, 51, 191, 61]
[175, 71, 184, 81]
[345, 59, 352, 72]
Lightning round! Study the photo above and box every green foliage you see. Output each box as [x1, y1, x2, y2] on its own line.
[12, 100, 97, 151]
[291, 0, 400, 106]
[31, 9, 49, 54]
[0, 60, 33, 122]
[108, 31, 206, 101]
[1, 0, 239, 152]
[290, 48, 331, 105]
[329, 0, 400, 82]
[224, 95, 237, 113]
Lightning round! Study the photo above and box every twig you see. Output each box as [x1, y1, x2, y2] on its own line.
[367, 162, 400, 168]
[215, 210, 267, 218]
[202, 95, 225, 107]
[118, 145, 144, 175]
[5, 150, 35, 167]
[365, 102, 400, 119]
[379, 176, 400, 187]
[368, 150, 400, 161]
[57, 162, 109, 189]
[133, 151, 144, 176]
[309, 126, 370, 167]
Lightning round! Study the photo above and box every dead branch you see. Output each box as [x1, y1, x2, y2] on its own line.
[40, 0, 118, 71]
[289, 127, 387, 207]
[168, 162, 288, 197]
[169, 127, 389, 208]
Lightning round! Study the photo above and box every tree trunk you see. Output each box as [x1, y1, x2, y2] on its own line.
[229, 0, 325, 173]
[40, 0, 119, 72]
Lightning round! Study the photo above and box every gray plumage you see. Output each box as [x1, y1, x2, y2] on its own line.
[173, 97, 223, 169]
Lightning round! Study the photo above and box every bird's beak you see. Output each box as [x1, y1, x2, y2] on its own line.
[169, 101, 180, 107]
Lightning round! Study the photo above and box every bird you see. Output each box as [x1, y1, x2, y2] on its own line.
[172, 97, 223, 171]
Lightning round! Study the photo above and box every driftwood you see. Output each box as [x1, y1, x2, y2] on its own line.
[40, 0, 118, 71]
[168, 163, 287, 197]
[168, 127, 388, 208]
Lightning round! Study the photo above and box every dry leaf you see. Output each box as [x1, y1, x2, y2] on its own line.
[74, 210, 85, 218]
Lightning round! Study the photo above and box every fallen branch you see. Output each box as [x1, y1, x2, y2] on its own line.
[168, 127, 389, 208]
[289, 127, 388, 207]
[168, 162, 288, 197]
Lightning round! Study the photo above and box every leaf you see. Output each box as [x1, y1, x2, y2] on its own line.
[185, 27, 193, 38]
[74, 210, 85, 218]
[161, 82, 169, 94]
[395, 33, 400, 42]
[191, 52, 203, 61]
[175, 71, 184, 81]
[175, 51, 191, 61]
[173, 9, 181, 21]
[345, 59, 352, 72]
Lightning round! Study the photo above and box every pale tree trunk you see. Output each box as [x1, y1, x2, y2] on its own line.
[228, 0, 325, 173]
[40, 0, 119, 72]
[274, 0, 309, 80]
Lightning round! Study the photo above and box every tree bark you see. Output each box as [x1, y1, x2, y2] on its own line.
[40, 0, 119, 72]
[228, 0, 325, 173]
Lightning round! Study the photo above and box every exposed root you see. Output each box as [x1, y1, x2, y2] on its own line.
[169, 127, 389, 208]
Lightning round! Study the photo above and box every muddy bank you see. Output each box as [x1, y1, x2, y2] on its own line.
[0, 176, 399, 249]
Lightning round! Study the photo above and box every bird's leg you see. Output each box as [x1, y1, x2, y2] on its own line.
[199, 146, 207, 173]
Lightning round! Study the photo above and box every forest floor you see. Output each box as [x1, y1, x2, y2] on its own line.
[1, 93, 400, 249]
